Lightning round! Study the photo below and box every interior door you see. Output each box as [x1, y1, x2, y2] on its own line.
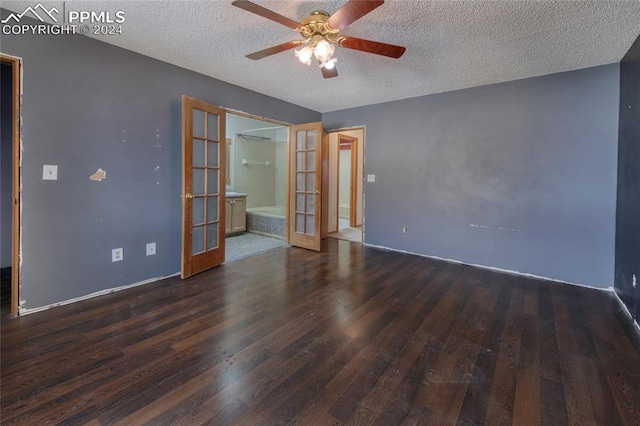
[288, 122, 323, 251]
[181, 96, 226, 278]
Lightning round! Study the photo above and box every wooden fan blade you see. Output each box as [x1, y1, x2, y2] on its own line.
[246, 40, 303, 60]
[337, 36, 406, 58]
[327, 0, 384, 30]
[232, 0, 300, 30]
[321, 65, 338, 79]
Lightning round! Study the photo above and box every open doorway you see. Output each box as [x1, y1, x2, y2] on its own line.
[1, 54, 20, 317]
[326, 128, 364, 243]
[224, 113, 289, 262]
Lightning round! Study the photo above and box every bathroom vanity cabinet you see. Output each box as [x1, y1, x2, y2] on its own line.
[225, 194, 246, 235]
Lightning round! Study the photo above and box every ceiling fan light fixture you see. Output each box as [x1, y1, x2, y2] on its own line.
[233, 0, 405, 79]
[321, 57, 337, 70]
[313, 39, 335, 62]
[295, 45, 314, 65]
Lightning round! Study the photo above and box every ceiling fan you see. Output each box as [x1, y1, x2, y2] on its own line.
[231, 0, 406, 78]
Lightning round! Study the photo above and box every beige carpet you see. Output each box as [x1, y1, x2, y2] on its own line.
[327, 226, 362, 243]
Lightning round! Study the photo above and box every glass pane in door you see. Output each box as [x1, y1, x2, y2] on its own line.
[193, 109, 205, 138]
[193, 139, 205, 167]
[305, 215, 315, 234]
[193, 169, 205, 195]
[297, 131, 306, 150]
[204, 111, 220, 253]
[207, 141, 219, 166]
[306, 173, 314, 191]
[306, 152, 315, 170]
[207, 113, 218, 140]
[192, 225, 205, 254]
[306, 193, 315, 211]
[206, 224, 218, 250]
[193, 197, 205, 225]
[207, 197, 218, 222]
[307, 130, 316, 149]
[207, 170, 219, 195]
[191, 108, 221, 255]
[293, 129, 316, 237]
[296, 214, 305, 233]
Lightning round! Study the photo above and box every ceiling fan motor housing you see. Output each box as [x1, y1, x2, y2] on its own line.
[299, 10, 339, 41]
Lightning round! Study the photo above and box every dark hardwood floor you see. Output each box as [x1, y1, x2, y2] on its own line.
[2, 239, 639, 425]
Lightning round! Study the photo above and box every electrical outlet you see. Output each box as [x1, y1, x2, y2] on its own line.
[633, 274, 637, 288]
[402, 226, 407, 234]
[112, 248, 123, 262]
[146, 242, 156, 256]
[42, 165, 58, 180]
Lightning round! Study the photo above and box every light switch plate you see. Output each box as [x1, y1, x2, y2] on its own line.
[367, 174, 376, 183]
[112, 248, 123, 262]
[146, 242, 156, 256]
[43, 165, 58, 180]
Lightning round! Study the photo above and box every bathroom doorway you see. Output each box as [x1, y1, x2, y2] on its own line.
[326, 128, 364, 243]
[1, 55, 20, 317]
[224, 113, 289, 261]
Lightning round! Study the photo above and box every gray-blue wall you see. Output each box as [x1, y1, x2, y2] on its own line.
[324, 65, 620, 288]
[615, 34, 640, 321]
[0, 6, 624, 308]
[1, 9, 320, 309]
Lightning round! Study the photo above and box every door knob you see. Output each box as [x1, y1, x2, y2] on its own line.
[315, 191, 320, 195]
[185, 193, 194, 199]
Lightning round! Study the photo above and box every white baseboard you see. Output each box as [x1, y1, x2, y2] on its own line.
[611, 287, 640, 333]
[18, 272, 180, 316]
[363, 242, 610, 292]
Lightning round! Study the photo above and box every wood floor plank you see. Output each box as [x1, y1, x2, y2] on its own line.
[512, 312, 541, 426]
[552, 296, 598, 425]
[538, 283, 563, 384]
[1, 239, 639, 425]
[349, 329, 432, 425]
[264, 309, 399, 423]
[484, 287, 525, 426]
[540, 376, 568, 426]
[580, 356, 625, 426]
[457, 281, 514, 425]
[422, 285, 498, 424]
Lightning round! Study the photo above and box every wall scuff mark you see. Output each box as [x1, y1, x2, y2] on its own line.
[469, 224, 525, 232]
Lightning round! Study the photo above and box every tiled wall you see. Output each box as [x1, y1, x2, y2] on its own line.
[246, 212, 285, 238]
[275, 142, 287, 207]
[233, 136, 277, 208]
[232, 133, 287, 209]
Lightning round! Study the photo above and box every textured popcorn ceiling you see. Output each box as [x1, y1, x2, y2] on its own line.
[4, 0, 640, 112]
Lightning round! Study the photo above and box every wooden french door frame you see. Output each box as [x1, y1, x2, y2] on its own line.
[288, 122, 323, 251]
[181, 96, 226, 278]
[1, 54, 21, 317]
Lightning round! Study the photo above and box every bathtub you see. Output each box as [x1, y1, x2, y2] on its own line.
[246, 205, 285, 238]
[246, 205, 285, 218]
